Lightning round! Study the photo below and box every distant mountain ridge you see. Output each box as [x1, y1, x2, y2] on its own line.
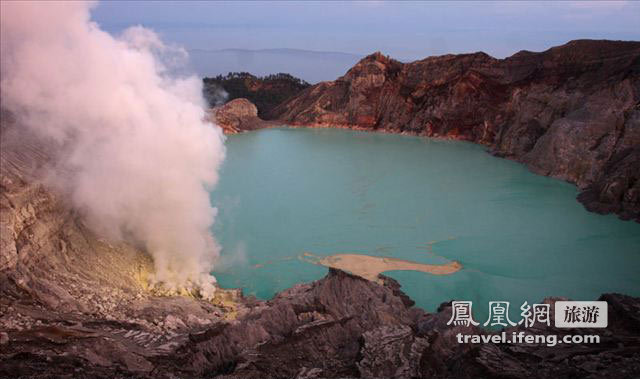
[188, 48, 363, 83]
[192, 47, 362, 58]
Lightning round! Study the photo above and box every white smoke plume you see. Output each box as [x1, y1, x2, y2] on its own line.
[0, 1, 226, 297]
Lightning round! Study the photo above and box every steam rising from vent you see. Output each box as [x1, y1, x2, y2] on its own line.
[0, 2, 226, 298]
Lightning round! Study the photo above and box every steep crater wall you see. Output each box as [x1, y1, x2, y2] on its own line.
[271, 40, 640, 221]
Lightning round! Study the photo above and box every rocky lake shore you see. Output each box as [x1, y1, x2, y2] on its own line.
[268, 40, 640, 222]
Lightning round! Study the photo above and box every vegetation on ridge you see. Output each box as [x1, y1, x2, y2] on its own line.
[203, 72, 310, 119]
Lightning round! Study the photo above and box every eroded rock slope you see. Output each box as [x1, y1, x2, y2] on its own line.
[0, 112, 238, 375]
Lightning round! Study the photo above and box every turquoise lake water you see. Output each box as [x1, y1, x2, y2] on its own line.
[211, 128, 640, 322]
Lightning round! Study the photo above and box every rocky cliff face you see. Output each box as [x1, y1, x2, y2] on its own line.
[271, 40, 640, 222]
[209, 98, 274, 134]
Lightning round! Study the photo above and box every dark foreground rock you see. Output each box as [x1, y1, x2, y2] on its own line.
[3, 265, 639, 378]
[271, 40, 640, 222]
[154, 272, 640, 379]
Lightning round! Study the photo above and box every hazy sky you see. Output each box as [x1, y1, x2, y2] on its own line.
[92, 1, 639, 60]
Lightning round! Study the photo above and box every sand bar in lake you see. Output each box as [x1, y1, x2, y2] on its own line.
[301, 252, 462, 284]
